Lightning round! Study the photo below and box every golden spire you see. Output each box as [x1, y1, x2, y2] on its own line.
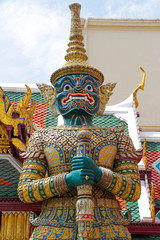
[65, 3, 88, 64]
[51, 3, 104, 85]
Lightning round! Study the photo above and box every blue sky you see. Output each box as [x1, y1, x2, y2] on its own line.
[0, 0, 160, 85]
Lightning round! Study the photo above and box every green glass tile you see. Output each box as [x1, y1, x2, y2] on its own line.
[143, 142, 160, 152]
[93, 115, 128, 133]
[4, 91, 26, 102]
[155, 199, 160, 207]
[0, 187, 17, 196]
[122, 201, 140, 223]
[0, 159, 20, 196]
[4, 91, 45, 103]
[46, 105, 58, 127]
[132, 235, 160, 240]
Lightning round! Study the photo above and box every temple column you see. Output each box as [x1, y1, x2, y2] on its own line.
[0, 211, 30, 240]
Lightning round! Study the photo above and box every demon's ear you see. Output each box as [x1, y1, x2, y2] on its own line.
[97, 82, 117, 115]
[36, 83, 60, 117]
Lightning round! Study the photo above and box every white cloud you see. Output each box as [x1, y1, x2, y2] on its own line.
[0, 0, 70, 83]
[104, 0, 160, 19]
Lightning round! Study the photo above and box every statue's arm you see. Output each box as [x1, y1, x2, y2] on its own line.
[98, 133, 142, 202]
[98, 159, 141, 202]
[18, 131, 69, 203]
[72, 153, 141, 202]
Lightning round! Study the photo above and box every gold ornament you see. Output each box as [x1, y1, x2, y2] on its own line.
[143, 138, 147, 169]
[85, 175, 89, 181]
[0, 85, 35, 150]
[36, 83, 59, 116]
[16, 85, 35, 136]
[150, 183, 155, 222]
[0, 87, 23, 136]
[0, 122, 11, 154]
[97, 82, 117, 115]
[133, 66, 145, 108]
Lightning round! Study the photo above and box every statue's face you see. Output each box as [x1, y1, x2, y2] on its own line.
[54, 74, 100, 116]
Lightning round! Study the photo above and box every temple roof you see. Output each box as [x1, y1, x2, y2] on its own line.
[0, 158, 20, 197]
[145, 141, 160, 207]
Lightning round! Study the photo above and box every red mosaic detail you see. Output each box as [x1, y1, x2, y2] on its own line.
[11, 101, 47, 128]
[76, 214, 94, 221]
[147, 150, 160, 200]
[32, 102, 47, 128]
[116, 196, 127, 211]
[82, 232, 92, 238]
[0, 177, 12, 186]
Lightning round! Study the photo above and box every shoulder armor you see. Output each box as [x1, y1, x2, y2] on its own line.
[116, 131, 143, 163]
[20, 130, 45, 161]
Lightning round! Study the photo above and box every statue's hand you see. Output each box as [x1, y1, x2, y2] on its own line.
[66, 169, 94, 189]
[71, 156, 102, 183]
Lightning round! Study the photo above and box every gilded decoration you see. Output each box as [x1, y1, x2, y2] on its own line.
[133, 67, 145, 108]
[150, 183, 155, 222]
[0, 122, 11, 154]
[36, 83, 59, 117]
[16, 85, 35, 136]
[0, 212, 30, 240]
[0, 87, 23, 137]
[0, 85, 35, 152]
[97, 82, 117, 115]
[143, 138, 147, 169]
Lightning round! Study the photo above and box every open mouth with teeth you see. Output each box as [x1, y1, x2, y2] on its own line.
[62, 93, 94, 105]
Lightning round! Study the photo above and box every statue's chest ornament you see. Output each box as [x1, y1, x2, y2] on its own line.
[43, 129, 117, 173]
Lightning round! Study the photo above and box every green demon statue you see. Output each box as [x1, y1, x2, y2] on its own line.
[18, 3, 142, 240]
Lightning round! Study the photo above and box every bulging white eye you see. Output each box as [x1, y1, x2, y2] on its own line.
[63, 84, 72, 91]
[85, 84, 93, 92]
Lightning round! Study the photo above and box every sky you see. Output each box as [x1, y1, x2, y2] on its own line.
[0, 0, 160, 85]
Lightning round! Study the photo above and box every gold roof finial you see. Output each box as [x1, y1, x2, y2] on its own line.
[51, 3, 104, 85]
[133, 67, 145, 108]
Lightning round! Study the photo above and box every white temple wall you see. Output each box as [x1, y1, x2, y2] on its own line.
[82, 19, 160, 131]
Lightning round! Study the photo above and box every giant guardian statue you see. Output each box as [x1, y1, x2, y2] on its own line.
[18, 3, 142, 240]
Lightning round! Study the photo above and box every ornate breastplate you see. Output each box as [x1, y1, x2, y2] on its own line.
[42, 126, 118, 176]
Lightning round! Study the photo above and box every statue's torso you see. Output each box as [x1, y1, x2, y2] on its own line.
[30, 125, 131, 239]
[43, 125, 118, 176]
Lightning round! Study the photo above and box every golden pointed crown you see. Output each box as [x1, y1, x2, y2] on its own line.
[50, 3, 104, 85]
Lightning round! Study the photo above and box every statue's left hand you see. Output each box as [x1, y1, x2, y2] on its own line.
[72, 156, 102, 183]
[66, 169, 94, 189]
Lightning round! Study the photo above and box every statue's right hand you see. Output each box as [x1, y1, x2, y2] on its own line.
[66, 169, 94, 189]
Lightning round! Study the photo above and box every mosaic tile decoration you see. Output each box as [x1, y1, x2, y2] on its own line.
[144, 142, 160, 205]
[0, 159, 20, 196]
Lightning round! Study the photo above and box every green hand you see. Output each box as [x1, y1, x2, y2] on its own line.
[71, 156, 102, 183]
[66, 169, 94, 189]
